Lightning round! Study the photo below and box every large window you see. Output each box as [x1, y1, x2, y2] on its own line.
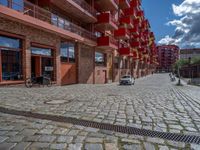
[95, 52, 106, 66]
[60, 42, 75, 63]
[0, 35, 23, 81]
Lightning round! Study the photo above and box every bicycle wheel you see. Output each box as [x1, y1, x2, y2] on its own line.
[43, 77, 52, 87]
[25, 78, 33, 88]
[47, 79, 52, 87]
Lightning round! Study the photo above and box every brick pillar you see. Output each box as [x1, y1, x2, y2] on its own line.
[25, 39, 31, 79]
[0, 50, 2, 82]
[55, 42, 61, 85]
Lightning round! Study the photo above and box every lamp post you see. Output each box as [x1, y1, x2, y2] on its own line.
[188, 57, 191, 81]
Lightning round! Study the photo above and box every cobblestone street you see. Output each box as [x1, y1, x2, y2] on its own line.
[0, 73, 200, 149]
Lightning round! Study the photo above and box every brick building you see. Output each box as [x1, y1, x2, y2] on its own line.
[0, 0, 158, 85]
[157, 45, 179, 72]
[180, 48, 200, 60]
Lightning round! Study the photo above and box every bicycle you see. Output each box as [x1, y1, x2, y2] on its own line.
[25, 75, 52, 88]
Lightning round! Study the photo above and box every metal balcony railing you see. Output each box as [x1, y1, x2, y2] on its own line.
[109, 36, 118, 46]
[72, 0, 97, 17]
[0, 0, 96, 41]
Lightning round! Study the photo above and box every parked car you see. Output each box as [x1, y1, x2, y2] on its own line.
[120, 75, 135, 85]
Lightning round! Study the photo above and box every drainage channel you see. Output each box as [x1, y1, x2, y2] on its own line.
[0, 106, 200, 145]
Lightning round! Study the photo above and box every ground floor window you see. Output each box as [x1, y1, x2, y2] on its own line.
[0, 35, 23, 81]
[60, 42, 75, 63]
[95, 52, 106, 66]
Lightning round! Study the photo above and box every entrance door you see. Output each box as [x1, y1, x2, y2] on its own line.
[31, 56, 41, 78]
[41, 57, 54, 79]
[31, 46, 54, 80]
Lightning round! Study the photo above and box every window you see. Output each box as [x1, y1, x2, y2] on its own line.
[0, 35, 23, 81]
[95, 52, 106, 66]
[31, 47, 52, 56]
[0, 0, 8, 7]
[0, 35, 22, 49]
[12, 0, 24, 11]
[60, 42, 75, 63]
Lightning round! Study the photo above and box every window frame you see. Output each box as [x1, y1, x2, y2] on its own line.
[95, 51, 106, 66]
[60, 42, 76, 63]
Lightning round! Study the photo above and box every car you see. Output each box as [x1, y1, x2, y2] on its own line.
[120, 75, 135, 85]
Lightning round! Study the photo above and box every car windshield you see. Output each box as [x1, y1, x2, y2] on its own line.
[122, 76, 131, 79]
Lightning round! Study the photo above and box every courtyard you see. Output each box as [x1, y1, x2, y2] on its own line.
[0, 73, 200, 149]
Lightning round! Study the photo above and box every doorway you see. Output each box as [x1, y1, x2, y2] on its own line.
[31, 46, 54, 80]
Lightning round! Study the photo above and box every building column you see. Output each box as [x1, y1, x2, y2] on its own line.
[25, 39, 31, 79]
[55, 42, 61, 85]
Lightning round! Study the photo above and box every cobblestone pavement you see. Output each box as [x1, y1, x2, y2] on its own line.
[0, 113, 197, 150]
[0, 74, 200, 149]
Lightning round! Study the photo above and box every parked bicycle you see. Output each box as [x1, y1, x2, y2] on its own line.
[25, 75, 52, 88]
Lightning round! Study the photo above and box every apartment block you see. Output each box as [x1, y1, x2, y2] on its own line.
[157, 45, 179, 72]
[0, 0, 158, 85]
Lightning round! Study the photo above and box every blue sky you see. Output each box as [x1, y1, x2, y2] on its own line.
[142, 0, 183, 43]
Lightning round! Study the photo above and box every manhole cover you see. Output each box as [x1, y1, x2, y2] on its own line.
[45, 100, 72, 105]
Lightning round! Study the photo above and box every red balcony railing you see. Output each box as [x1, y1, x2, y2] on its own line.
[97, 36, 118, 48]
[130, 0, 141, 7]
[130, 41, 140, 48]
[136, 10, 144, 17]
[97, 13, 117, 26]
[119, 0, 130, 9]
[123, 8, 136, 17]
[119, 47, 132, 55]
[0, 0, 96, 41]
[120, 16, 133, 28]
[114, 28, 130, 39]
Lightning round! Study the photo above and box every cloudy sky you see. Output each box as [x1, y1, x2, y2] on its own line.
[142, 0, 200, 48]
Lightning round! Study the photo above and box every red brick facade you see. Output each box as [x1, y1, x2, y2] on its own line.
[0, 0, 158, 85]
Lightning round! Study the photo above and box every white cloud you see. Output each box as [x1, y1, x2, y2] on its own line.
[158, 0, 200, 48]
[172, 0, 200, 16]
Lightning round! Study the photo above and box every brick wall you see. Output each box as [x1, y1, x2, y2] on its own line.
[77, 44, 94, 84]
[94, 66, 107, 84]
[0, 17, 61, 84]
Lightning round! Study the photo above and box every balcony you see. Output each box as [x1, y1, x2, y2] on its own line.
[50, 0, 97, 23]
[95, 13, 118, 31]
[130, 41, 140, 48]
[119, 16, 133, 28]
[119, 0, 130, 9]
[95, 0, 118, 12]
[136, 10, 144, 18]
[114, 28, 130, 39]
[141, 19, 150, 30]
[119, 47, 132, 56]
[129, 27, 139, 35]
[123, 8, 136, 18]
[97, 36, 118, 50]
[130, 0, 141, 8]
[0, 0, 96, 44]
[132, 51, 138, 59]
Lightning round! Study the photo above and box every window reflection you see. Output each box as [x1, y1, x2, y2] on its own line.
[60, 42, 75, 63]
[31, 47, 52, 56]
[0, 35, 23, 81]
[12, 0, 24, 11]
[95, 52, 106, 66]
[0, 0, 8, 7]
[0, 35, 22, 49]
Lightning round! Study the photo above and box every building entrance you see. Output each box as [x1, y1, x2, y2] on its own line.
[31, 46, 54, 80]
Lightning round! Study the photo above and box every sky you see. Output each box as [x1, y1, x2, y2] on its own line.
[142, 0, 200, 48]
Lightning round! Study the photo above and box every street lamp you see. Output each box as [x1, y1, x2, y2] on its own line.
[188, 57, 191, 81]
